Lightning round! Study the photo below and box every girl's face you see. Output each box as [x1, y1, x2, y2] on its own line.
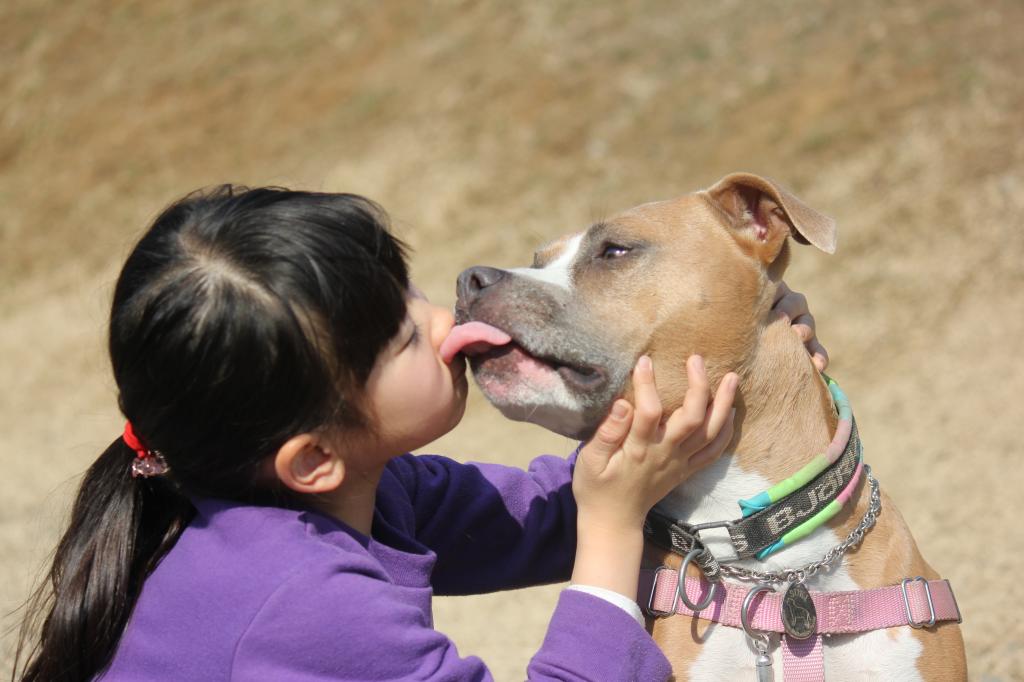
[361, 287, 469, 455]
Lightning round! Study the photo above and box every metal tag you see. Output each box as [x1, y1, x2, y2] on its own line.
[754, 651, 774, 682]
[782, 582, 817, 640]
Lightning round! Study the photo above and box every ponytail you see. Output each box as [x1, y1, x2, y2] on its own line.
[15, 439, 193, 682]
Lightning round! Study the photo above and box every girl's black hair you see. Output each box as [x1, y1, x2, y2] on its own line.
[14, 186, 410, 682]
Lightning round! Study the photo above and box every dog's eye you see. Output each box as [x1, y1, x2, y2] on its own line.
[600, 243, 631, 259]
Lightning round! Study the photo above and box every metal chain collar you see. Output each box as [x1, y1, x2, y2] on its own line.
[716, 465, 882, 586]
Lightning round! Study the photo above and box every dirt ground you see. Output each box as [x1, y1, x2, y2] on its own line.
[2, 1, 1022, 679]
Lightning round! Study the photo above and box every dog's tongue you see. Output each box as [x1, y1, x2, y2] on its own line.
[441, 322, 512, 364]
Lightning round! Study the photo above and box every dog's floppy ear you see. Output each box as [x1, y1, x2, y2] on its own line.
[705, 172, 837, 263]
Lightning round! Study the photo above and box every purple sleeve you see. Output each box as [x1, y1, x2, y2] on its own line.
[387, 451, 579, 595]
[229, 563, 670, 681]
[528, 590, 672, 681]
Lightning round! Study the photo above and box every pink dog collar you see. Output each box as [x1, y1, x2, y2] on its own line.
[640, 568, 961, 680]
[641, 568, 961, 632]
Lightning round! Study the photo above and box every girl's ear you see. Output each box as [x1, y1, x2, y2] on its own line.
[273, 433, 345, 495]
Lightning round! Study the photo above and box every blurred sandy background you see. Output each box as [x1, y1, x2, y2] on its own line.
[2, 1, 1022, 679]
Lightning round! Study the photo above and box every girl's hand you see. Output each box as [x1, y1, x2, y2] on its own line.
[774, 281, 828, 372]
[573, 355, 738, 533]
[569, 355, 737, 599]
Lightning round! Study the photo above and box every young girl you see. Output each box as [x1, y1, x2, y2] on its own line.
[16, 186, 824, 681]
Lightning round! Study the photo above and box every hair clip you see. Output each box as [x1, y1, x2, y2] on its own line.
[131, 452, 169, 478]
[123, 422, 170, 478]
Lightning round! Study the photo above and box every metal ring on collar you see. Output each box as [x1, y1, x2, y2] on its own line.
[676, 548, 718, 611]
[741, 583, 776, 647]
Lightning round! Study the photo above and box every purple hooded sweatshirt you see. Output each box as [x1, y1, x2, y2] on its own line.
[99, 452, 671, 681]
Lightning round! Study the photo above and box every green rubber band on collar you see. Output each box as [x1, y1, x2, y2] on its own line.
[738, 376, 850, 516]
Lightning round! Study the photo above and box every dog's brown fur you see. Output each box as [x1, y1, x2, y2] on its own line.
[585, 174, 966, 679]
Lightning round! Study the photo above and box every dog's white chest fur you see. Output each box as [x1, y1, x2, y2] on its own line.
[654, 456, 924, 681]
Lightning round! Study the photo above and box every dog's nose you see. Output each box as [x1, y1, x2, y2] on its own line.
[457, 266, 507, 302]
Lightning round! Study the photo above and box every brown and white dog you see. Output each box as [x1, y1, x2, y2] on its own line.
[449, 173, 966, 680]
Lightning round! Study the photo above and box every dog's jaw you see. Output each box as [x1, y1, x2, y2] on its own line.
[473, 363, 595, 440]
[465, 329, 629, 440]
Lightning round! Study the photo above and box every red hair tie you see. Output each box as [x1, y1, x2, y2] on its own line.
[123, 422, 169, 478]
